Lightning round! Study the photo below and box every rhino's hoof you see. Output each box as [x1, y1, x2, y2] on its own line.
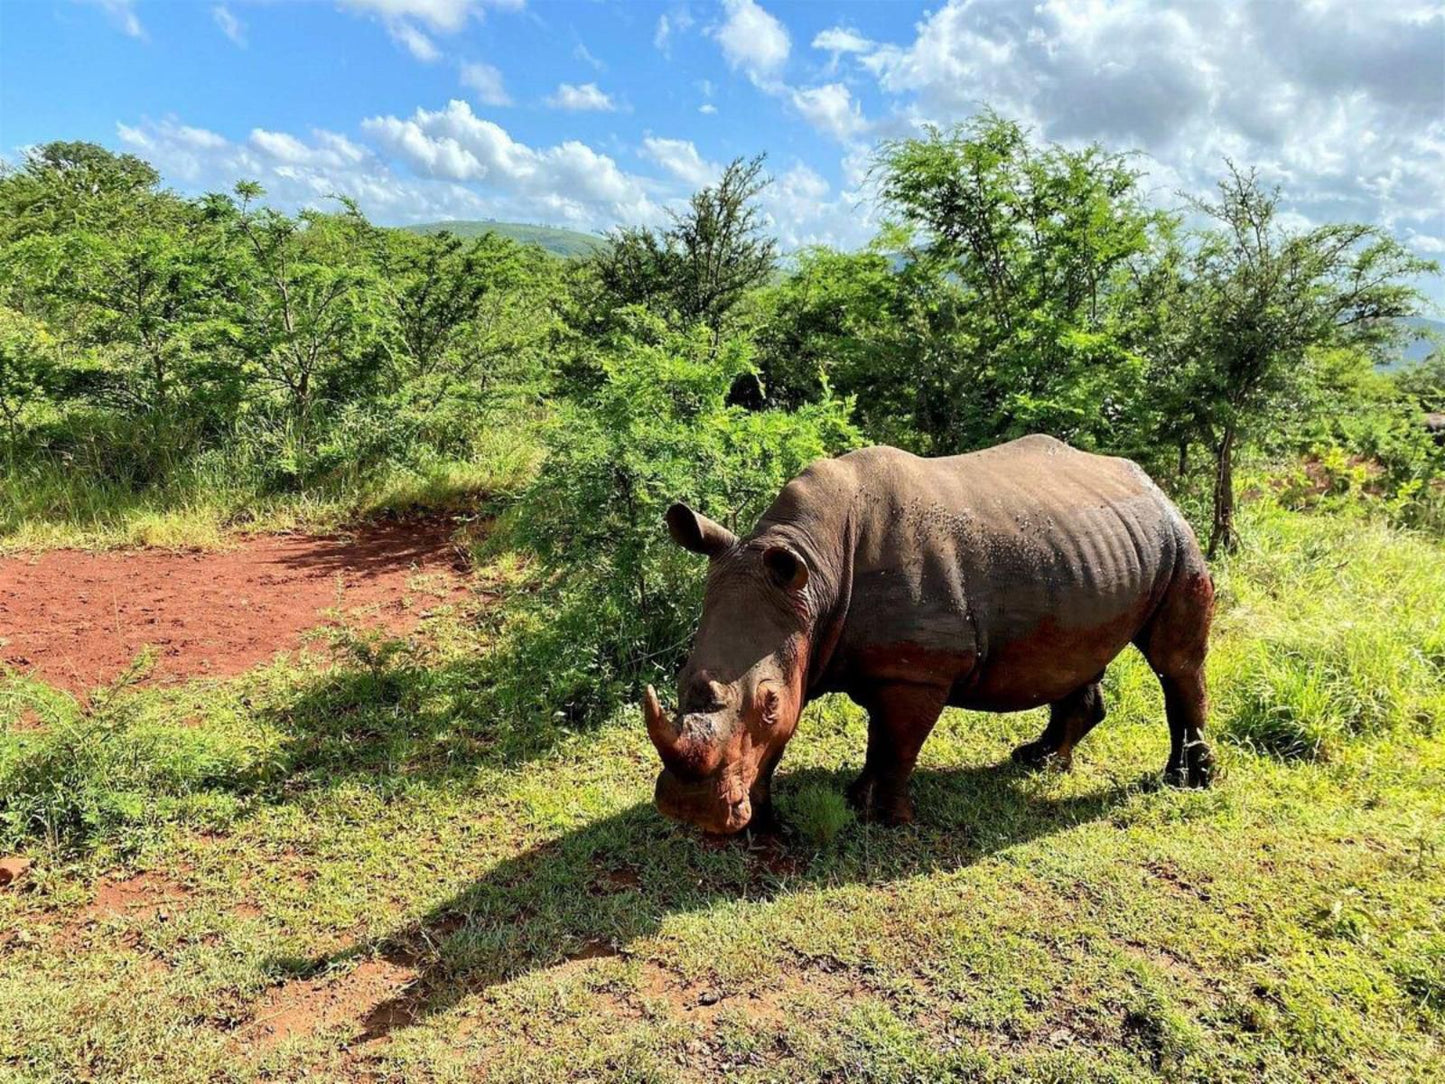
[1011, 739, 1049, 767]
[1012, 740, 1071, 772]
[881, 796, 915, 826]
[845, 774, 874, 812]
[1164, 743, 1215, 789]
[858, 794, 913, 827]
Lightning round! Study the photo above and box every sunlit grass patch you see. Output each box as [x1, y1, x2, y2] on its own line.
[1209, 500, 1445, 762]
[0, 421, 543, 553]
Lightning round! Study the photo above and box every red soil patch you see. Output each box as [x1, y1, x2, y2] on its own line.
[244, 958, 420, 1050]
[83, 872, 192, 923]
[0, 520, 471, 694]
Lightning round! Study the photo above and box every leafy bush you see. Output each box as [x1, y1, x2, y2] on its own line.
[496, 315, 859, 724]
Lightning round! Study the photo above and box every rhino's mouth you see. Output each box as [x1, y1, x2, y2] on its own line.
[654, 767, 752, 835]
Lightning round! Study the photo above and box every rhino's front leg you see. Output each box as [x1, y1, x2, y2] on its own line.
[748, 748, 785, 832]
[848, 682, 950, 825]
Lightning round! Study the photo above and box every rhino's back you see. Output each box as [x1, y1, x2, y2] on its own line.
[827, 437, 1194, 708]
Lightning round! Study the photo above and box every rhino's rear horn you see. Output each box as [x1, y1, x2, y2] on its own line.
[644, 684, 674, 753]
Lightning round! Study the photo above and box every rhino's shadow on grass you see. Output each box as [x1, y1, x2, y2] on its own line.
[270, 759, 1148, 1041]
[252, 656, 586, 790]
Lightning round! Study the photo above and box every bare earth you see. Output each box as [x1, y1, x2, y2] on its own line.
[0, 521, 470, 693]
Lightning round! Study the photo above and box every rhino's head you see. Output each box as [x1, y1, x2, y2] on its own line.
[645, 502, 813, 834]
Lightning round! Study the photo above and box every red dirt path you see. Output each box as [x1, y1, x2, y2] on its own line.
[0, 521, 471, 694]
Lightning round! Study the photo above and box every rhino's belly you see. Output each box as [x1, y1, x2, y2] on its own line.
[956, 601, 1151, 711]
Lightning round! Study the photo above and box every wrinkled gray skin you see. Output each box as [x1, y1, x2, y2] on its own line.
[645, 436, 1217, 834]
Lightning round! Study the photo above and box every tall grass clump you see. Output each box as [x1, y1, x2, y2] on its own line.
[0, 675, 286, 856]
[1209, 499, 1445, 762]
[0, 414, 544, 552]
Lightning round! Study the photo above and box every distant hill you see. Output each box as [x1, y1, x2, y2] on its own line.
[1397, 316, 1444, 367]
[401, 220, 604, 258]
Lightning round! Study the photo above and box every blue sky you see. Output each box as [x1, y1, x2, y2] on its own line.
[2, 1, 1442, 302]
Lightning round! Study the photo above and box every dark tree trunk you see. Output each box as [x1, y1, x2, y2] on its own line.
[1177, 438, 1190, 482]
[1208, 421, 1238, 559]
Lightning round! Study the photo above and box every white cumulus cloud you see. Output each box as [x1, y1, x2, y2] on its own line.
[460, 62, 511, 106]
[790, 83, 866, 141]
[387, 20, 440, 61]
[546, 82, 616, 112]
[712, 0, 790, 84]
[362, 99, 661, 227]
[834, 0, 1445, 278]
[813, 27, 871, 55]
[641, 137, 720, 188]
[337, 0, 526, 63]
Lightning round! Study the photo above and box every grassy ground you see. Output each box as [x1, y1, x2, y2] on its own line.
[2, 501, 1443, 1082]
[0, 426, 542, 554]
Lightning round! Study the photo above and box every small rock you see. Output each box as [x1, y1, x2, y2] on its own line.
[0, 857, 33, 888]
[697, 990, 720, 1007]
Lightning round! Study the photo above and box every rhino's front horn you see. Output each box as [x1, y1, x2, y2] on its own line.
[644, 684, 674, 753]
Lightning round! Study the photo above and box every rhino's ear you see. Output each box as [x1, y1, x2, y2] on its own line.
[763, 544, 810, 591]
[666, 503, 737, 558]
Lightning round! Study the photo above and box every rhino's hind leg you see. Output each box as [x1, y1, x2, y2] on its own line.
[1012, 678, 1106, 772]
[1158, 669, 1215, 787]
[1137, 566, 1216, 788]
[847, 683, 949, 826]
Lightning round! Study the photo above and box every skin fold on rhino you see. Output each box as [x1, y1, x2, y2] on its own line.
[645, 435, 1217, 835]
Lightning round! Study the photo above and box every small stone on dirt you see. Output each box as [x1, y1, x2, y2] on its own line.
[697, 990, 720, 1007]
[0, 857, 33, 888]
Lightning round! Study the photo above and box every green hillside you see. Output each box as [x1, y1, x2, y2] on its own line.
[402, 219, 604, 258]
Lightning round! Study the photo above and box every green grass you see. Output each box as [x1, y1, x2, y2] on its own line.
[0, 425, 543, 554]
[1, 500, 1443, 1082]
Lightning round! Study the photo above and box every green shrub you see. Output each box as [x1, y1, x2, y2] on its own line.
[0, 677, 284, 856]
[496, 315, 859, 724]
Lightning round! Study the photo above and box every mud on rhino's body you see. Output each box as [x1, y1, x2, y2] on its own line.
[646, 436, 1216, 834]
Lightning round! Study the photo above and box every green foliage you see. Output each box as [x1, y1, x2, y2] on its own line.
[0, 674, 284, 857]
[1152, 163, 1436, 554]
[589, 156, 776, 336]
[0, 307, 59, 444]
[498, 318, 858, 722]
[857, 112, 1167, 454]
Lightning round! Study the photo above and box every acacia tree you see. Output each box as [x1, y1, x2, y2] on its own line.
[385, 230, 494, 379]
[228, 183, 391, 425]
[382, 229, 558, 411]
[868, 112, 1173, 453]
[1165, 164, 1434, 555]
[591, 155, 776, 334]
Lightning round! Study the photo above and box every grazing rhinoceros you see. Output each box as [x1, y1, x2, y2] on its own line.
[643, 436, 1216, 834]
